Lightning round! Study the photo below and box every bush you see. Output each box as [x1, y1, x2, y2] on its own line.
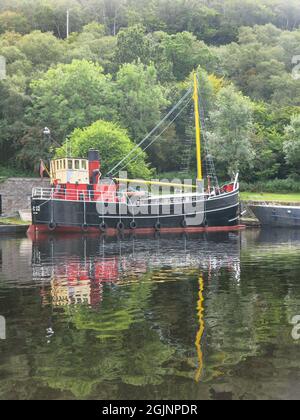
[56, 120, 153, 179]
[240, 178, 300, 193]
[0, 165, 33, 180]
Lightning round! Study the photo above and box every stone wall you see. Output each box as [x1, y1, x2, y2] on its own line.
[0, 178, 50, 216]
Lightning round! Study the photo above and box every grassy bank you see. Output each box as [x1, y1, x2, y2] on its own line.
[241, 192, 300, 203]
[0, 217, 29, 226]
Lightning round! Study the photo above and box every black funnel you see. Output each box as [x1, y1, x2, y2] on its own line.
[88, 149, 99, 162]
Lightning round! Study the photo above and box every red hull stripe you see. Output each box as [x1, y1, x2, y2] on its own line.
[27, 224, 246, 238]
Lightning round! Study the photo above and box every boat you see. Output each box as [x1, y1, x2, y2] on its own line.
[248, 203, 300, 228]
[28, 73, 244, 236]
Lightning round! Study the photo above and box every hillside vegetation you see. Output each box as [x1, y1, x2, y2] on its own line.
[0, 0, 300, 183]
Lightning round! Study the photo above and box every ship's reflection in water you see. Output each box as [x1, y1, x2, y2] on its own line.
[32, 233, 241, 389]
[1, 229, 300, 400]
[32, 232, 241, 310]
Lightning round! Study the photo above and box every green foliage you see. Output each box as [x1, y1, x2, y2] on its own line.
[16, 31, 66, 71]
[0, 0, 300, 182]
[249, 102, 292, 182]
[115, 24, 151, 66]
[283, 115, 300, 173]
[56, 120, 153, 178]
[66, 23, 117, 73]
[240, 178, 300, 194]
[0, 164, 32, 179]
[0, 11, 30, 35]
[221, 0, 275, 28]
[207, 85, 255, 176]
[163, 31, 219, 80]
[27, 60, 116, 142]
[215, 24, 300, 105]
[0, 80, 29, 166]
[116, 62, 168, 141]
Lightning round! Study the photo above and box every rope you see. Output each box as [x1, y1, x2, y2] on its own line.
[107, 87, 193, 176]
[112, 96, 193, 176]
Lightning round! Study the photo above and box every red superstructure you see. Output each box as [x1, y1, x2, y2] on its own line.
[50, 149, 119, 203]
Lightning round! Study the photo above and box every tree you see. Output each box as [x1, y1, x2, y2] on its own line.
[221, 0, 275, 28]
[271, 74, 300, 107]
[26, 60, 116, 142]
[66, 23, 117, 73]
[115, 24, 151, 66]
[125, 0, 166, 33]
[0, 11, 30, 35]
[147, 31, 174, 83]
[18, 0, 90, 38]
[164, 31, 218, 81]
[116, 62, 168, 142]
[56, 120, 153, 178]
[207, 85, 255, 176]
[271, 0, 300, 30]
[16, 30, 66, 72]
[1, 0, 300, 182]
[283, 115, 300, 174]
[0, 80, 29, 166]
[248, 102, 289, 181]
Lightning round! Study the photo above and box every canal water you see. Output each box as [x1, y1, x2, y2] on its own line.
[0, 229, 300, 400]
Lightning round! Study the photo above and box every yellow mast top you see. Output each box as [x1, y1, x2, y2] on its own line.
[193, 72, 203, 181]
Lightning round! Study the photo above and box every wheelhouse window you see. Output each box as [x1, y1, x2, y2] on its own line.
[68, 160, 73, 170]
[81, 160, 87, 170]
[75, 160, 80, 170]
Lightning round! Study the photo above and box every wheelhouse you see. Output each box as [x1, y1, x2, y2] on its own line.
[50, 158, 89, 184]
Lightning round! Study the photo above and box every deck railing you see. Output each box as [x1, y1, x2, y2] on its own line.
[32, 187, 117, 202]
[32, 187, 207, 207]
[32, 183, 237, 205]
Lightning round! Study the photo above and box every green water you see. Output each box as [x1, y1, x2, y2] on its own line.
[1, 229, 300, 400]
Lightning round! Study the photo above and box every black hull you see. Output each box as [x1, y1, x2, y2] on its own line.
[249, 204, 300, 228]
[31, 190, 240, 232]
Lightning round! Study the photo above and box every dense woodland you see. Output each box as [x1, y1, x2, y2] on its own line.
[1, 0, 300, 188]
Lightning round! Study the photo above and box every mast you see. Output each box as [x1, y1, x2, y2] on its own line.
[193, 72, 203, 181]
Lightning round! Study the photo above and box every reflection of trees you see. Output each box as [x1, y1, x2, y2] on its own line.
[3, 232, 300, 399]
[32, 278, 176, 398]
[143, 252, 300, 399]
[0, 355, 32, 400]
[195, 249, 300, 399]
[68, 276, 154, 339]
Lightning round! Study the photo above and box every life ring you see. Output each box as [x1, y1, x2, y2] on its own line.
[117, 221, 125, 231]
[181, 219, 187, 228]
[99, 222, 108, 233]
[130, 220, 137, 230]
[48, 222, 57, 231]
[155, 221, 161, 231]
[82, 223, 89, 232]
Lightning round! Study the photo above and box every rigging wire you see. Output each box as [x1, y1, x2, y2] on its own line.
[112, 96, 193, 177]
[107, 87, 193, 176]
